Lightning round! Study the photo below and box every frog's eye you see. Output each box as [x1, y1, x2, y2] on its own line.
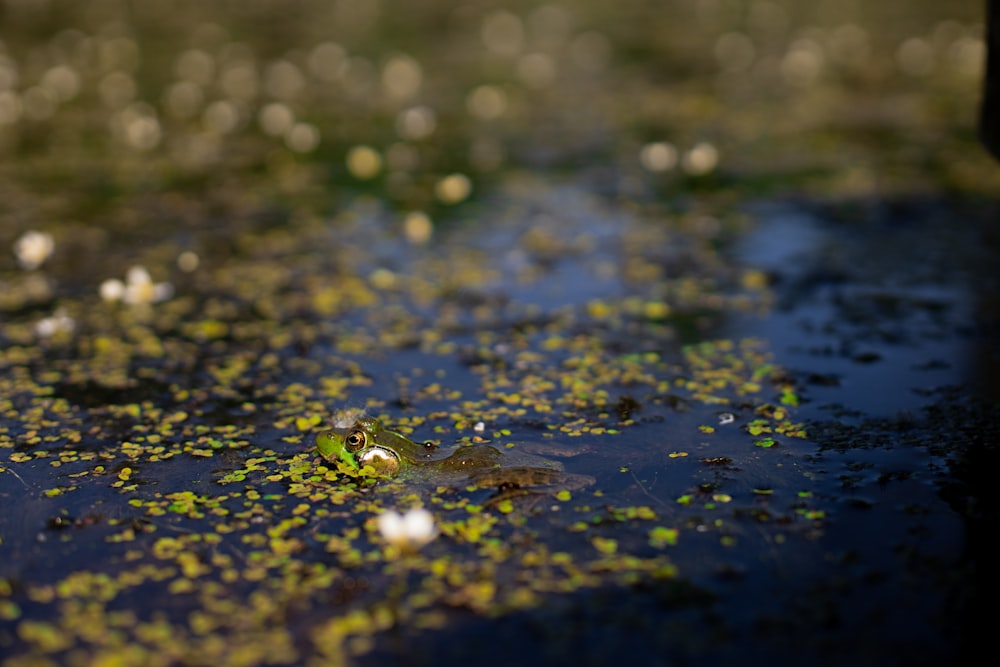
[345, 430, 367, 452]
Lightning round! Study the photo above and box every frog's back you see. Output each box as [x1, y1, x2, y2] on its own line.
[428, 445, 502, 473]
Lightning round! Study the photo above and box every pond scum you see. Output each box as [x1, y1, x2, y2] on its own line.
[0, 252, 812, 665]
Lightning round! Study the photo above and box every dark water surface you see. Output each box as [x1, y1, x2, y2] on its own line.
[1, 2, 998, 666]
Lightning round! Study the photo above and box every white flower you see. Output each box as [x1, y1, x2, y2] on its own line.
[682, 141, 719, 175]
[14, 231, 54, 270]
[376, 508, 437, 551]
[99, 265, 173, 305]
[34, 309, 75, 338]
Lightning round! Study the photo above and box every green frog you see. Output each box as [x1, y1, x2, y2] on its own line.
[316, 416, 594, 500]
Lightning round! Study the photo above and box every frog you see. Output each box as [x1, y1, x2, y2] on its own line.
[316, 416, 594, 502]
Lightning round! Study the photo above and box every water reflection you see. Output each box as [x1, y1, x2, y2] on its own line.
[730, 200, 994, 418]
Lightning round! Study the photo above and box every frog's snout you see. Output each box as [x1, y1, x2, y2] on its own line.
[315, 430, 342, 461]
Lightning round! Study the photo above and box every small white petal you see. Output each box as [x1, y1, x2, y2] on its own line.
[401, 508, 435, 540]
[377, 511, 406, 541]
[100, 278, 125, 302]
[35, 309, 75, 337]
[14, 231, 54, 270]
[377, 508, 436, 549]
[126, 265, 152, 286]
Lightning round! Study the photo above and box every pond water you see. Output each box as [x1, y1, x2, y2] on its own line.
[1, 1, 998, 666]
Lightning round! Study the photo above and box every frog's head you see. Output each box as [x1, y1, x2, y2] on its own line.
[315, 428, 358, 467]
[316, 417, 401, 475]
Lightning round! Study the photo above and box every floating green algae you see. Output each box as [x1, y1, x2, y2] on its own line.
[2, 320, 816, 665]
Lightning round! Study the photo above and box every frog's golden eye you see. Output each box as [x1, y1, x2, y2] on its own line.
[345, 430, 367, 452]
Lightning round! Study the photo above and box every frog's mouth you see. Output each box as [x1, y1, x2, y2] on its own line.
[356, 445, 401, 476]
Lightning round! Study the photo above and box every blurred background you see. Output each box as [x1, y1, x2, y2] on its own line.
[0, 0, 993, 231]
